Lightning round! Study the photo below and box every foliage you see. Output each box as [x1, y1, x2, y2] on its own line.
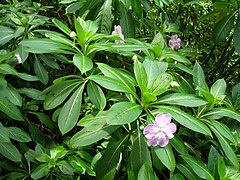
[0, 0, 240, 179]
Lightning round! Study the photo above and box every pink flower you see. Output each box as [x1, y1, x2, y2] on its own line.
[168, 34, 181, 50]
[143, 113, 177, 147]
[111, 25, 124, 44]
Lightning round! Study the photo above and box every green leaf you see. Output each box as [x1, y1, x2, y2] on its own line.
[134, 59, 148, 93]
[170, 136, 188, 155]
[0, 26, 14, 46]
[4, 84, 22, 106]
[50, 146, 68, 160]
[143, 59, 168, 88]
[31, 163, 50, 180]
[137, 163, 158, 180]
[16, 45, 29, 63]
[66, 1, 86, 14]
[95, 0, 112, 34]
[7, 127, 31, 142]
[130, 128, 151, 178]
[106, 102, 142, 125]
[73, 54, 93, 74]
[181, 155, 214, 180]
[213, 12, 236, 43]
[218, 156, 226, 179]
[28, 112, 54, 129]
[34, 55, 49, 85]
[131, 0, 143, 18]
[52, 18, 72, 36]
[40, 54, 60, 70]
[44, 79, 81, 110]
[0, 142, 21, 162]
[0, 93, 24, 121]
[57, 160, 74, 175]
[16, 73, 39, 81]
[96, 137, 127, 180]
[157, 106, 212, 136]
[161, 49, 191, 64]
[0, 123, 10, 143]
[154, 93, 208, 107]
[153, 144, 175, 172]
[207, 124, 239, 168]
[87, 81, 106, 110]
[210, 79, 226, 100]
[18, 88, 45, 100]
[233, 15, 240, 55]
[120, 5, 135, 38]
[202, 108, 240, 122]
[69, 113, 119, 147]
[207, 146, 220, 178]
[58, 84, 85, 135]
[176, 163, 198, 180]
[150, 73, 173, 96]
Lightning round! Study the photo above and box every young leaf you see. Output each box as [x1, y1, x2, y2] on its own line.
[218, 157, 226, 179]
[0, 142, 21, 162]
[210, 79, 226, 100]
[95, 0, 112, 34]
[87, 81, 106, 110]
[137, 163, 158, 180]
[153, 144, 176, 172]
[96, 137, 127, 179]
[154, 93, 208, 107]
[157, 106, 212, 136]
[73, 54, 93, 74]
[58, 83, 85, 135]
[106, 102, 142, 125]
[181, 155, 214, 180]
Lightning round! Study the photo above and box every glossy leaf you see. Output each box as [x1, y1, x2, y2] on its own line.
[181, 155, 214, 180]
[87, 81, 106, 110]
[73, 54, 93, 74]
[0, 142, 21, 162]
[58, 83, 85, 135]
[137, 163, 158, 180]
[0, 93, 24, 121]
[154, 144, 175, 172]
[106, 102, 142, 125]
[210, 79, 226, 100]
[157, 106, 212, 136]
[154, 93, 208, 107]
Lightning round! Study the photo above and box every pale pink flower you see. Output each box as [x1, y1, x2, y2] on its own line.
[111, 25, 124, 44]
[143, 113, 177, 147]
[169, 34, 181, 50]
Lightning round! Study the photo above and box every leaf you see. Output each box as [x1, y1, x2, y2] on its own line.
[34, 55, 49, 85]
[52, 18, 72, 36]
[213, 12, 236, 44]
[0, 123, 10, 143]
[161, 49, 191, 64]
[95, 0, 112, 34]
[57, 160, 74, 175]
[176, 163, 198, 180]
[87, 81, 106, 110]
[207, 124, 239, 168]
[7, 127, 31, 142]
[4, 84, 22, 106]
[44, 79, 81, 110]
[233, 15, 240, 55]
[0, 142, 21, 162]
[218, 156, 226, 179]
[134, 59, 148, 93]
[106, 102, 142, 125]
[66, 1, 86, 14]
[96, 137, 127, 180]
[131, 0, 143, 18]
[210, 79, 226, 100]
[143, 59, 168, 88]
[157, 106, 212, 136]
[202, 108, 240, 122]
[170, 136, 188, 155]
[120, 5, 135, 38]
[18, 88, 46, 100]
[58, 83, 85, 135]
[73, 54, 93, 74]
[154, 93, 208, 107]
[207, 146, 220, 178]
[0, 93, 24, 121]
[130, 128, 151, 178]
[29, 112, 54, 129]
[153, 144, 175, 172]
[137, 163, 158, 180]
[150, 73, 173, 96]
[16, 73, 39, 81]
[69, 115, 119, 147]
[31, 163, 50, 180]
[181, 155, 214, 180]
[0, 26, 14, 46]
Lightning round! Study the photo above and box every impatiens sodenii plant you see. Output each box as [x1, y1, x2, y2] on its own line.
[13, 16, 240, 179]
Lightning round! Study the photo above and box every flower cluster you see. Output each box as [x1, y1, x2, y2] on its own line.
[143, 113, 176, 147]
[168, 34, 181, 50]
[111, 25, 124, 44]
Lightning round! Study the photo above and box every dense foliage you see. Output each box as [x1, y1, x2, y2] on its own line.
[0, 0, 240, 179]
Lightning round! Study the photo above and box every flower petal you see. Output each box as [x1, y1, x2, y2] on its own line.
[155, 113, 172, 127]
[143, 124, 159, 139]
[164, 123, 177, 139]
[147, 136, 159, 146]
[155, 132, 169, 147]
